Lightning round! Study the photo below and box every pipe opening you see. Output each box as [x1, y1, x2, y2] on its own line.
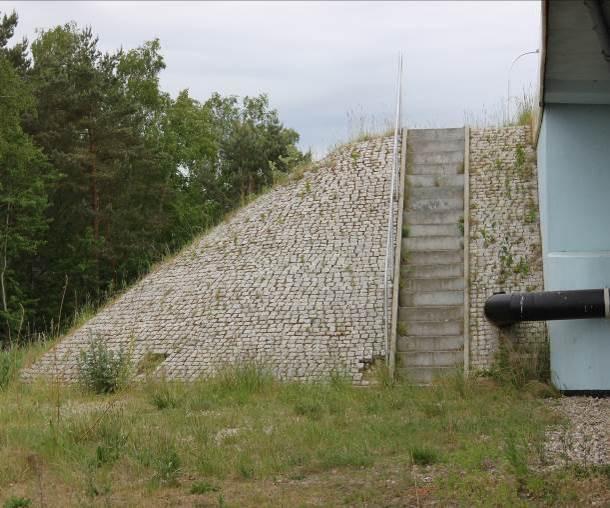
[484, 289, 608, 327]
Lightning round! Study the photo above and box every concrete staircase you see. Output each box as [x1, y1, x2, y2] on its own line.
[397, 128, 465, 384]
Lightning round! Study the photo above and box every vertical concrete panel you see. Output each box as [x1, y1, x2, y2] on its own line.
[538, 104, 610, 390]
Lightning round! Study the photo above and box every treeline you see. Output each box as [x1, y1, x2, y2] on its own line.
[0, 11, 309, 345]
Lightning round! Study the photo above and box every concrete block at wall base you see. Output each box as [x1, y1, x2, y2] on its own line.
[399, 289, 463, 306]
[409, 162, 463, 175]
[408, 128, 465, 142]
[407, 174, 464, 188]
[409, 186, 464, 201]
[406, 250, 463, 265]
[412, 151, 464, 165]
[399, 305, 463, 322]
[402, 262, 463, 278]
[408, 138, 465, 153]
[397, 335, 464, 352]
[409, 224, 462, 238]
[407, 197, 464, 212]
[404, 236, 463, 251]
[401, 276, 464, 292]
[397, 350, 464, 367]
[404, 210, 464, 226]
[405, 320, 463, 336]
[396, 366, 461, 384]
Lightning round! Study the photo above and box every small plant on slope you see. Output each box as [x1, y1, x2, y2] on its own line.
[78, 335, 131, 394]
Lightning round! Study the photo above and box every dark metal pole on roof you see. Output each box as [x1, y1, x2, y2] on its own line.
[584, 0, 610, 71]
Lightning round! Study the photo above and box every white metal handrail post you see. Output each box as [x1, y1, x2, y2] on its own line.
[384, 54, 403, 364]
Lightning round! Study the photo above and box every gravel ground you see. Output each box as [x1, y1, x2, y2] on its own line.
[545, 396, 609, 467]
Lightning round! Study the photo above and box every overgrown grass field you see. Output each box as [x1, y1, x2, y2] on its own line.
[0, 348, 608, 507]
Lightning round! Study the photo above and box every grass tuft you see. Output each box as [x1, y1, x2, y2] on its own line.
[190, 480, 219, 494]
[3, 498, 32, 508]
[0, 348, 23, 390]
[410, 446, 440, 466]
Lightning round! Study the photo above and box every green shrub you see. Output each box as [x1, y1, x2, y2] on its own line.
[77, 335, 131, 394]
[3, 498, 31, 508]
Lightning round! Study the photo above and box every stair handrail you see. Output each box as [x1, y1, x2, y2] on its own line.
[384, 54, 403, 365]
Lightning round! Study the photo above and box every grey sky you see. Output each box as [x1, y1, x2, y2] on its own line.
[2, 1, 541, 155]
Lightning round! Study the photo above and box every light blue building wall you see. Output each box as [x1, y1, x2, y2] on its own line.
[537, 104, 610, 390]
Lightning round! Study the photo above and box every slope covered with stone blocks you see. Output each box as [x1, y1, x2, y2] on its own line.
[23, 136, 397, 383]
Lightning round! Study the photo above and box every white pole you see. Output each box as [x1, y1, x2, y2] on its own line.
[384, 53, 403, 364]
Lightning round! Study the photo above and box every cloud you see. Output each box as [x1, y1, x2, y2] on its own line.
[1, 1, 541, 154]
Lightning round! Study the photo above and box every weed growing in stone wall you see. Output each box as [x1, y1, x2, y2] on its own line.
[498, 237, 514, 285]
[78, 335, 132, 394]
[480, 228, 495, 248]
[490, 337, 553, 391]
[525, 199, 538, 224]
[513, 258, 530, 276]
[397, 322, 408, 337]
[515, 145, 526, 171]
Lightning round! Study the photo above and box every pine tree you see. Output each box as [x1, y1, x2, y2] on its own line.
[0, 11, 53, 344]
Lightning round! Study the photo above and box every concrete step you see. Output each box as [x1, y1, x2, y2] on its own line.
[412, 151, 464, 165]
[403, 236, 462, 251]
[399, 289, 463, 306]
[398, 350, 464, 367]
[407, 196, 463, 212]
[399, 320, 463, 336]
[401, 263, 463, 278]
[408, 224, 462, 237]
[404, 210, 463, 226]
[401, 277, 464, 292]
[407, 137, 465, 154]
[406, 250, 463, 266]
[399, 305, 463, 322]
[407, 128, 465, 142]
[397, 335, 464, 352]
[407, 174, 464, 188]
[409, 186, 463, 201]
[409, 162, 463, 176]
[396, 366, 461, 384]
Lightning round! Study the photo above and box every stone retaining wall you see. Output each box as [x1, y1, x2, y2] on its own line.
[468, 126, 546, 371]
[24, 136, 397, 383]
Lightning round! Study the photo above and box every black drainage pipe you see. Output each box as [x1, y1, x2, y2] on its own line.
[484, 289, 610, 327]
